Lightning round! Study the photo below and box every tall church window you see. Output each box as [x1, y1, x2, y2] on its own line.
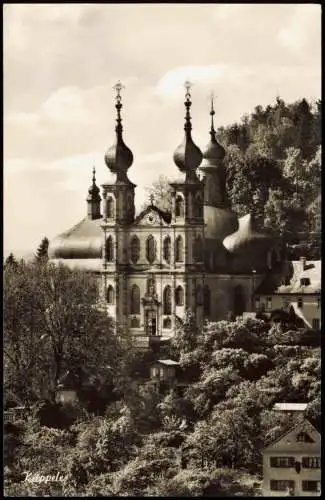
[130, 236, 140, 264]
[175, 196, 184, 217]
[175, 236, 184, 262]
[146, 235, 156, 263]
[163, 286, 172, 315]
[203, 285, 211, 317]
[106, 236, 114, 262]
[107, 285, 115, 304]
[175, 286, 184, 306]
[193, 235, 203, 262]
[196, 285, 203, 306]
[163, 236, 171, 263]
[106, 197, 115, 219]
[130, 285, 140, 314]
[194, 193, 203, 218]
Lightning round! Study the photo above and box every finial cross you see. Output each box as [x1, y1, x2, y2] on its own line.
[92, 166, 96, 183]
[113, 80, 124, 101]
[150, 194, 154, 205]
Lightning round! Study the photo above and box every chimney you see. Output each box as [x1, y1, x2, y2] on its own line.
[300, 256, 307, 271]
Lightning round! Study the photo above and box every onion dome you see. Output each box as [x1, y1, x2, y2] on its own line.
[104, 81, 134, 182]
[223, 213, 275, 255]
[173, 81, 203, 181]
[87, 167, 101, 201]
[202, 95, 225, 163]
[204, 206, 239, 240]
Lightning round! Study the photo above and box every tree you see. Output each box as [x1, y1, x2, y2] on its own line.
[4, 253, 18, 269]
[35, 237, 49, 263]
[4, 261, 131, 405]
[143, 174, 172, 212]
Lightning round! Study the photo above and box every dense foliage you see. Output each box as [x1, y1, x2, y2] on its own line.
[4, 283, 320, 496]
[145, 98, 321, 247]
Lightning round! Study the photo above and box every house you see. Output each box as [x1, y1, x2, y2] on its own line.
[55, 370, 79, 404]
[150, 359, 180, 381]
[263, 417, 321, 496]
[254, 258, 321, 330]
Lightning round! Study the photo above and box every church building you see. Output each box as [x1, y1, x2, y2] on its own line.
[49, 81, 283, 345]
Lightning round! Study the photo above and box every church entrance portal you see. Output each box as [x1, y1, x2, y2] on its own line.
[145, 308, 158, 336]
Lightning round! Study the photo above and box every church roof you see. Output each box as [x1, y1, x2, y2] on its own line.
[223, 213, 276, 255]
[204, 205, 239, 240]
[49, 217, 103, 259]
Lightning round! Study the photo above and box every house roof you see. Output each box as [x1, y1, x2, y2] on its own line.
[273, 403, 308, 411]
[154, 359, 180, 366]
[264, 417, 320, 450]
[255, 260, 321, 295]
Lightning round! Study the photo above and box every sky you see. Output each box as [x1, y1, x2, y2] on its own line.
[3, 3, 321, 258]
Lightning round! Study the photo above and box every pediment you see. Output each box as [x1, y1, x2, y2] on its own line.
[265, 419, 321, 452]
[134, 205, 171, 227]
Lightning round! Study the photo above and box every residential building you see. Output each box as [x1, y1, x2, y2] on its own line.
[254, 258, 321, 329]
[263, 418, 321, 496]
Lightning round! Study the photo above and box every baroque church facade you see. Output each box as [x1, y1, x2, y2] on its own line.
[49, 82, 283, 344]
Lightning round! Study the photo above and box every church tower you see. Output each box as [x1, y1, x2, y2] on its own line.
[170, 82, 206, 325]
[86, 167, 101, 220]
[101, 82, 136, 330]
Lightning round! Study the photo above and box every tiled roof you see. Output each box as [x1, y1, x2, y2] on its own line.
[255, 260, 321, 295]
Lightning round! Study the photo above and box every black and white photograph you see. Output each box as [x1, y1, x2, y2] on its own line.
[3, 3, 321, 497]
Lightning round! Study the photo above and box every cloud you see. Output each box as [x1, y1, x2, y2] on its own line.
[277, 4, 321, 54]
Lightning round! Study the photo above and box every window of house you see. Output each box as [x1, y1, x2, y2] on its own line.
[163, 286, 172, 315]
[175, 195, 184, 217]
[317, 298, 321, 309]
[130, 236, 140, 264]
[297, 297, 303, 308]
[130, 285, 140, 315]
[302, 457, 321, 469]
[203, 285, 211, 317]
[270, 457, 295, 468]
[193, 235, 203, 262]
[175, 286, 184, 306]
[106, 285, 115, 305]
[106, 197, 115, 219]
[105, 236, 114, 262]
[163, 317, 172, 329]
[151, 367, 159, 378]
[302, 481, 320, 492]
[266, 297, 272, 310]
[270, 480, 295, 492]
[163, 236, 171, 264]
[300, 277, 310, 287]
[312, 318, 320, 330]
[296, 432, 314, 443]
[175, 236, 184, 262]
[146, 235, 156, 263]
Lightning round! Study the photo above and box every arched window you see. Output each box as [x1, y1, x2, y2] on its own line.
[175, 195, 184, 217]
[175, 286, 184, 306]
[163, 286, 172, 315]
[130, 285, 140, 314]
[106, 197, 115, 219]
[193, 235, 203, 262]
[163, 236, 171, 264]
[196, 285, 203, 306]
[203, 285, 211, 317]
[175, 236, 184, 262]
[146, 235, 156, 263]
[107, 285, 115, 304]
[106, 236, 114, 262]
[130, 236, 140, 264]
[194, 193, 203, 218]
[147, 277, 156, 295]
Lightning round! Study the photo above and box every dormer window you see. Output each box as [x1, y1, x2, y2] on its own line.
[300, 277, 310, 287]
[296, 432, 314, 443]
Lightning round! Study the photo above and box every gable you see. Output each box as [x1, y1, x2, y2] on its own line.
[265, 419, 321, 453]
[134, 206, 171, 227]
